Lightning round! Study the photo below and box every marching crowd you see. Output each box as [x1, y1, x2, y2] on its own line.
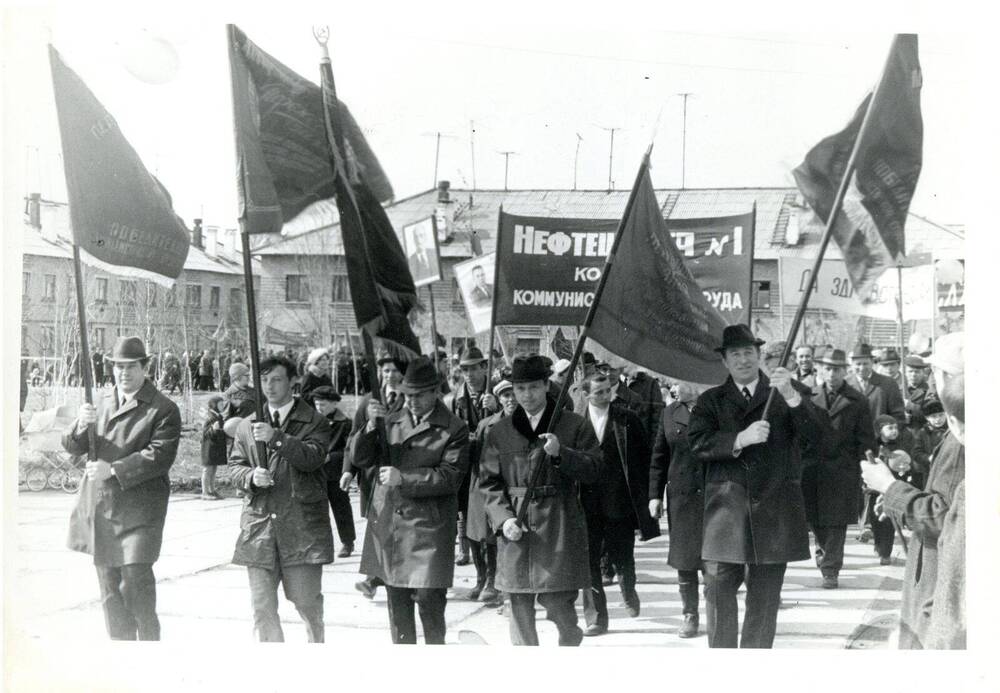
[60, 325, 965, 648]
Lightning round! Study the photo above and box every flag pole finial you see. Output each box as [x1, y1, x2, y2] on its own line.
[312, 26, 330, 59]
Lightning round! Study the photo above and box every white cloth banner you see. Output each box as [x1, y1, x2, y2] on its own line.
[780, 257, 934, 320]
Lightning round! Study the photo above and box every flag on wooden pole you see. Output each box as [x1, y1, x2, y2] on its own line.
[793, 34, 923, 300]
[49, 46, 190, 280]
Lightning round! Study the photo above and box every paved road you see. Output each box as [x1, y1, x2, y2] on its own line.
[10, 489, 903, 648]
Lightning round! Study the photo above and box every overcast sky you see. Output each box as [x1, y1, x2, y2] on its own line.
[5, 7, 970, 233]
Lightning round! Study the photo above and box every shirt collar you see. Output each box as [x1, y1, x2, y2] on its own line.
[268, 399, 295, 423]
[736, 378, 759, 397]
[527, 408, 545, 430]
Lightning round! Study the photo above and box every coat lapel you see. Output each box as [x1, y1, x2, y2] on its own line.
[107, 379, 154, 422]
[671, 402, 691, 427]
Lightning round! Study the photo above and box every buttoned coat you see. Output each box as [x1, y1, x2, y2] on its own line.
[650, 400, 704, 570]
[687, 372, 822, 564]
[63, 379, 181, 566]
[352, 400, 470, 589]
[229, 398, 334, 570]
[801, 383, 875, 527]
[846, 372, 906, 427]
[345, 389, 406, 516]
[478, 403, 601, 593]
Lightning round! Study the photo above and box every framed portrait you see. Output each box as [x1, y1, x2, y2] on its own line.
[401, 216, 442, 288]
[453, 252, 495, 334]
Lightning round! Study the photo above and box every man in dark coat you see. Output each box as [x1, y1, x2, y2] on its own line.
[228, 356, 333, 643]
[63, 336, 181, 640]
[801, 348, 875, 589]
[465, 379, 516, 606]
[342, 354, 407, 599]
[687, 325, 822, 649]
[578, 373, 658, 636]
[861, 332, 965, 649]
[351, 357, 470, 644]
[847, 343, 906, 426]
[650, 381, 703, 638]
[312, 386, 356, 558]
[478, 355, 601, 646]
[903, 354, 938, 435]
[620, 366, 665, 446]
[443, 346, 499, 568]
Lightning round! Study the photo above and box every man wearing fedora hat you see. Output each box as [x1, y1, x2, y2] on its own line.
[352, 357, 470, 644]
[478, 355, 601, 646]
[63, 336, 182, 640]
[444, 346, 499, 567]
[847, 343, 906, 427]
[800, 348, 875, 589]
[688, 325, 822, 648]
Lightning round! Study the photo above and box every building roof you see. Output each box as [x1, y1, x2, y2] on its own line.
[23, 199, 248, 275]
[255, 186, 965, 262]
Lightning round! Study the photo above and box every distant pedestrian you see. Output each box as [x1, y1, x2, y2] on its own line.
[200, 394, 227, 500]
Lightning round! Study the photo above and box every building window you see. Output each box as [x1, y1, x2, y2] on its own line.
[165, 286, 178, 307]
[210, 286, 221, 308]
[331, 275, 350, 302]
[23, 272, 30, 297]
[229, 287, 244, 319]
[93, 327, 106, 350]
[515, 338, 541, 356]
[95, 277, 108, 303]
[119, 279, 138, 304]
[41, 325, 55, 353]
[186, 284, 202, 308]
[286, 275, 309, 302]
[751, 280, 771, 310]
[42, 274, 56, 302]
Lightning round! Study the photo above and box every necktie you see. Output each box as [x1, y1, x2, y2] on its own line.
[742, 387, 752, 403]
[271, 410, 281, 429]
[387, 391, 398, 408]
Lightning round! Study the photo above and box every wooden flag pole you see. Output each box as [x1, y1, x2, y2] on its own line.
[428, 285, 440, 375]
[516, 149, 651, 529]
[897, 261, 909, 405]
[485, 206, 503, 386]
[239, 223, 269, 469]
[70, 245, 97, 461]
[760, 35, 902, 422]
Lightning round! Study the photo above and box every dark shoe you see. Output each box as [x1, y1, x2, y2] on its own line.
[622, 590, 640, 618]
[879, 556, 892, 566]
[583, 624, 607, 637]
[467, 580, 485, 601]
[480, 581, 500, 606]
[678, 613, 699, 639]
[338, 542, 354, 558]
[355, 579, 376, 599]
[822, 574, 839, 589]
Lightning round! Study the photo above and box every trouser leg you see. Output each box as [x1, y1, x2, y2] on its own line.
[507, 593, 539, 646]
[703, 561, 743, 648]
[385, 586, 418, 644]
[677, 568, 700, 616]
[872, 515, 895, 558]
[247, 566, 284, 642]
[281, 564, 325, 643]
[814, 526, 846, 576]
[414, 588, 448, 644]
[327, 478, 357, 544]
[95, 565, 137, 640]
[469, 539, 487, 586]
[740, 563, 787, 649]
[539, 590, 583, 646]
[582, 511, 608, 628]
[607, 518, 638, 611]
[120, 563, 159, 641]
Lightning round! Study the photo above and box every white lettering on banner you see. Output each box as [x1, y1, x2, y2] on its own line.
[671, 232, 695, 257]
[512, 290, 595, 307]
[733, 226, 743, 256]
[706, 235, 729, 256]
[703, 291, 743, 312]
[574, 267, 602, 282]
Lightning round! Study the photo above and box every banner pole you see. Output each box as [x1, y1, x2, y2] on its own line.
[71, 245, 97, 461]
[760, 36, 902, 422]
[485, 206, 503, 386]
[897, 261, 909, 407]
[516, 149, 651, 529]
[428, 285, 440, 375]
[239, 223, 269, 469]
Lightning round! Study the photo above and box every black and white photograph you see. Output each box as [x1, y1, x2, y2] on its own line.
[2, 4, 995, 691]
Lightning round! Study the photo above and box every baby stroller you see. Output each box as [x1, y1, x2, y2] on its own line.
[19, 404, 85, 493]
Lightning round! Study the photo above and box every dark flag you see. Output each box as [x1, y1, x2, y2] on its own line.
[49, 46, 189, 279]
[588, 161, 728, 384]
[227, 25, 394, 235]
[793, 34, 923, 300]
[550, 328, 574, 361]
[436, 331, 448, 348]
[315, 41, 421, 357]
